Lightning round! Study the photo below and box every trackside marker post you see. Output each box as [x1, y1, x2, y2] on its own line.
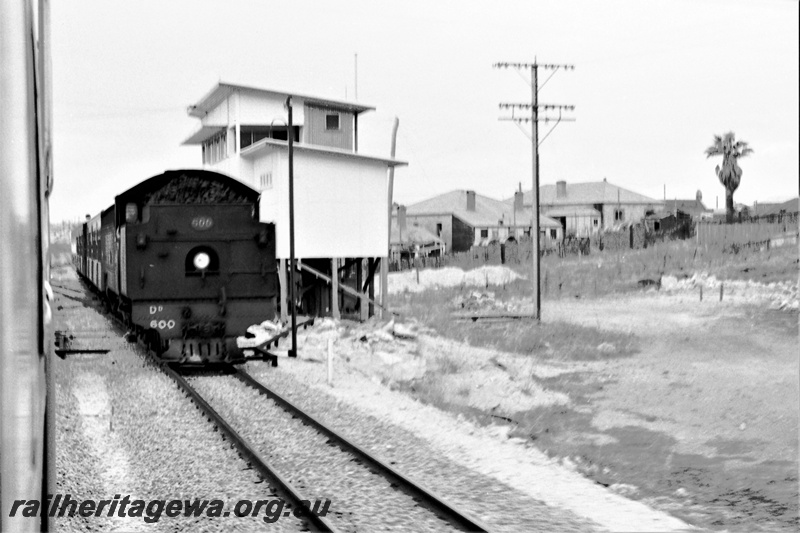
[327, 339, 333, 387]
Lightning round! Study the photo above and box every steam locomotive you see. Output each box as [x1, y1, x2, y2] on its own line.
[74, 169, 278, 364]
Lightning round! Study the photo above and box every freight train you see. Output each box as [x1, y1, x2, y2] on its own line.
[74, 169, 278, 364]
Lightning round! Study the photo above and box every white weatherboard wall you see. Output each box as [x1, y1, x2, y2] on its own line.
[254, 151, 284, 223]
[260, 150, 388, 258]
[237, 90, 306, 127]
[199, 91, 307, 128]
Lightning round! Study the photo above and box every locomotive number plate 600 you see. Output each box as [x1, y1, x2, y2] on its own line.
[191, 216, 214, 231]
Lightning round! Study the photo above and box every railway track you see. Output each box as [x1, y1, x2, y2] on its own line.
[162, 364, 492, 532]
[56, 267, 491, 531]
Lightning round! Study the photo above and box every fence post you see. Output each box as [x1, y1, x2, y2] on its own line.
[544, 269, 548, 297]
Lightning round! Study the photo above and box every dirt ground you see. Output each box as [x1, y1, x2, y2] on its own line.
[376, 250, 799, 530]
[520, 296, 798, 531]
[265, 284, 797, 530]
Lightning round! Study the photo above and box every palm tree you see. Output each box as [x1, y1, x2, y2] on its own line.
[705, 132, 754, 223]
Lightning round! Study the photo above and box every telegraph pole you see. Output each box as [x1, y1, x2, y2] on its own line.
[494, 60, 575, 321]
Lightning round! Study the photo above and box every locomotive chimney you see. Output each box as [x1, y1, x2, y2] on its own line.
[556, 181, 567, 199]
[466, 190, 476, 212]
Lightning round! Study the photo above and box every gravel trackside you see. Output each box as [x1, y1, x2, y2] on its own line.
[189, 374, 457, 532]
[52, 269, 304, 533]
[244, 355, 694, 532]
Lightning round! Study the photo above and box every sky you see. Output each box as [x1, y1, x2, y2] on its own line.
[50, 0, 799, 222]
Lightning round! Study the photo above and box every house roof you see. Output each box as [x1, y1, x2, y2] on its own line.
[509, 180, 662, 206]
[543, 206, 601, 218]
[390, 223, 443, 247]
[751, 197, 799, 216]
[186, 82, 375, 118]
[646, 211, 676, 220]
[406, 190, 560, 228]
[664, 199, 710, 217]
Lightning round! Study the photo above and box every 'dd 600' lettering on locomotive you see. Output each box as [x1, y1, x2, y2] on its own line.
[74, 169, 278, 364]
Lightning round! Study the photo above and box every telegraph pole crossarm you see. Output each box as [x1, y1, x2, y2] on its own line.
[493, 60, 575, 322]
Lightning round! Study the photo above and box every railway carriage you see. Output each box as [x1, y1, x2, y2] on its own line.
[75, 170, 278, 364]
[1, 1, 54, 531]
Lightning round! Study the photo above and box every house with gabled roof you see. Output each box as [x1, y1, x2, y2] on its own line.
[399, 190, 561, 253]
[664, 190, 712, 220]
[391, 205, 445, 259]
[508, 178, 663, 237]
[751, 198, 799, 217]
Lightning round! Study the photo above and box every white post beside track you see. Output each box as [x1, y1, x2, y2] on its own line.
[327, 338, 334, 387]
[278, 258, 288, 323]
[331, 258, 340, 319]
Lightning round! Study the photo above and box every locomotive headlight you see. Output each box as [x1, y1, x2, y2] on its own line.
[193, 252, 211, 270]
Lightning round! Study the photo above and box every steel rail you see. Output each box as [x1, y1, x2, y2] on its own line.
[233, 368, 492, 533]
[160, 364, 342, 533]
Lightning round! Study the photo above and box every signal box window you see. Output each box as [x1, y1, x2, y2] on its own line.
[325, 114, 340, 130]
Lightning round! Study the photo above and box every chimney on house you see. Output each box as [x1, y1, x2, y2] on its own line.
[397, 205, 407, 237]
[556, 180, 567, 199]
[466, 190, 476, 211]
[696, 190, 702, 202]
[514, 191, 523, 211]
